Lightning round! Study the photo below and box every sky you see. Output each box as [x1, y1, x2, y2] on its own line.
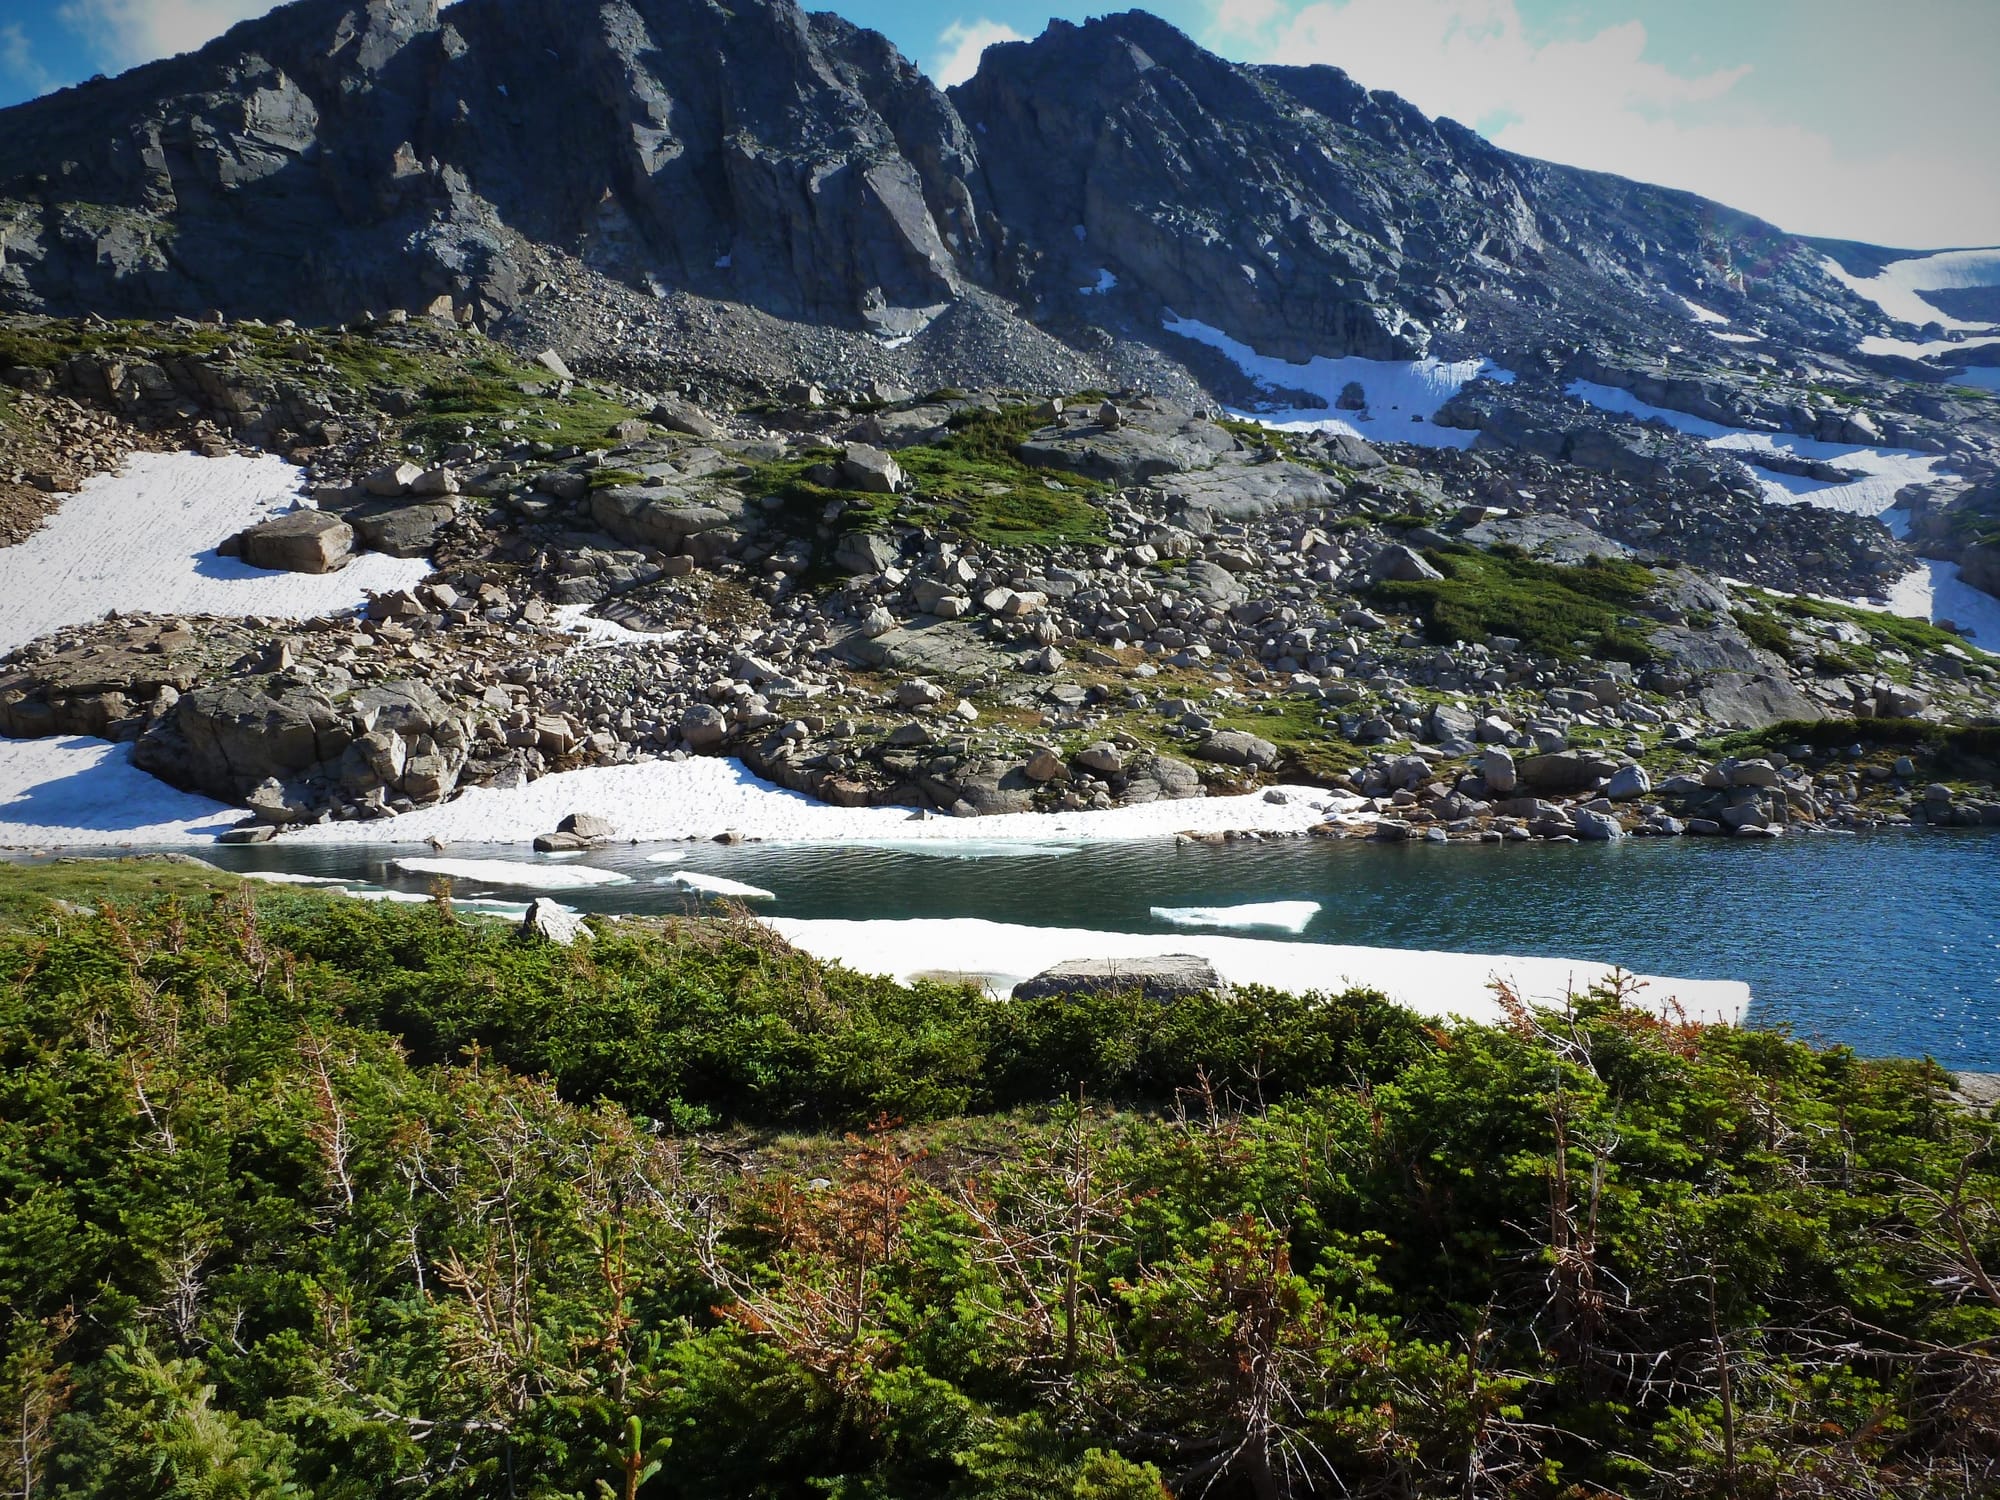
[0, 0, 1994, 250]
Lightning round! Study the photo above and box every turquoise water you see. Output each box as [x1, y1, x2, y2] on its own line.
[175, 829, 2000, 1069]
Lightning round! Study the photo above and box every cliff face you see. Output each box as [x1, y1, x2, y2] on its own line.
[0, 0, 1885, 366]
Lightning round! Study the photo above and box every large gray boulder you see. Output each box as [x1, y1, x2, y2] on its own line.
[1013, 955, 1230, 1003]
[1518, 752, 1618, 795]
[235, 511, 354, 574]
[1196, 730, 1280, 771]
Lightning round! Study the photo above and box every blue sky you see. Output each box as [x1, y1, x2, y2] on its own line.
[2, 0, 1995, 248]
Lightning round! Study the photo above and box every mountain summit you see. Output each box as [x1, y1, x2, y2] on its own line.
[0, 0, 1904, 380]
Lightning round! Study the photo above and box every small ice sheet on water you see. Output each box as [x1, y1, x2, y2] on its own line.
[659, 872, 777, 900]
[870, 840, 1080, 860]
[1152, 901, 1322, 935]
[393, 857, 632, 890]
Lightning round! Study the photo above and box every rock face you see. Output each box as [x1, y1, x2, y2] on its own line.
[0, 0, 1889, 370]
[1013, 955, 1230, 1003]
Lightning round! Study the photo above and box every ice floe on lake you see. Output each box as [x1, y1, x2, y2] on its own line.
[1152, 901, 1321, 934]
[660, 871, 776, 900]
[767, 917, 1750, 1027]
[392, 857, 633, 889]
[0, 452, 433, 656]
[1161, 312, 1508, 451]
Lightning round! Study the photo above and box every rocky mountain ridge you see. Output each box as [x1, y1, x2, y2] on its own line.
[0, 0, 1957, 376]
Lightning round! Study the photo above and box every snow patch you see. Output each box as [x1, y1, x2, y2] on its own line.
[1078, 268, 1118, 296]
[0, 453, 433, 656]
[0, 737, 243, 848]
[1153, 901, 1321, 934]
[392, 857, 633, 890]
[767, 917, 1750, 1027]
[554, 604, 682, 648]
[1680, 298, 1730, 325]
[1162, 312, 1509, 452]
[1822, 248, 2000, 334]
[1711, 331, 1763, 344]
[1565, 381, 1943, 518]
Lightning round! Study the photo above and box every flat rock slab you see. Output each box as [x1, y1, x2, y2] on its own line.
[1162, 455, 1341, 519]
[836, 618, 1016, 679]
[1462, 514, 1633, 562]
[1018, 407, 1236, 485]
[1014, 955, 1231, 1003]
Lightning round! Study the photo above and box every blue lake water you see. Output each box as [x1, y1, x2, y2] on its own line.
[166, 829, 2000, 1069]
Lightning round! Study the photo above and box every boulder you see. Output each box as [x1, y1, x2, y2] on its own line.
[351, 502, 455, 558]
[1074, 742, 1125, 775]
[1605, 764, 1652, 802]
[680, 703, 728, 751]
[1023, 748, 1066, 782]
[236, 511, 354, 574]
[1573, 808, 1625, 841]
[1369, 544, 1443, 583]
[1013, 955, 1230, 1004]
[836, 531, 898, 575]
[1479, 747, 1517, 794]
[840, 443, 906, 494]
[520, 898, 588, 945]
[559, 812, 617, 841]
[1197, 730, 1280, 771]
[651, 396, 722, 440]
[1518, 752, 1617, 795]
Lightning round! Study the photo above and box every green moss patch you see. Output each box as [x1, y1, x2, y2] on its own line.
[1371, 543, 1660, 663]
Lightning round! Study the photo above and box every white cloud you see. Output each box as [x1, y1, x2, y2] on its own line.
[1201, 0, 2000, 249]
[0, 23, 53, 92]
[931, 18, 1027, 89]
[57, 0, 274, 73]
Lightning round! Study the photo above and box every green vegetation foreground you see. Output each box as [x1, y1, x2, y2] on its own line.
[0, 863, 1995, 1498]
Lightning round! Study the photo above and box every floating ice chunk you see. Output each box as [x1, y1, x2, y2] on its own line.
[393, 857, 632, 889]
[659, 872, 777, 900]
[644, 850, 688, 864]
[1153, 901, 1321, 934]
[867, 841, 1081, 860]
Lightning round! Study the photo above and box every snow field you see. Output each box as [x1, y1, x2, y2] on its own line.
[1161, 312, 1509, 451]
[0, 452, 433, 656]
[1821, 247, 2000, 333]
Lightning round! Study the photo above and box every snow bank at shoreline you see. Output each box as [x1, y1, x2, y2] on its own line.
[767, 917, 1751, 1027]
[0, 734, 1367, 850]
[0, 737, 242, 846]
[0, 452, 432, 656]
